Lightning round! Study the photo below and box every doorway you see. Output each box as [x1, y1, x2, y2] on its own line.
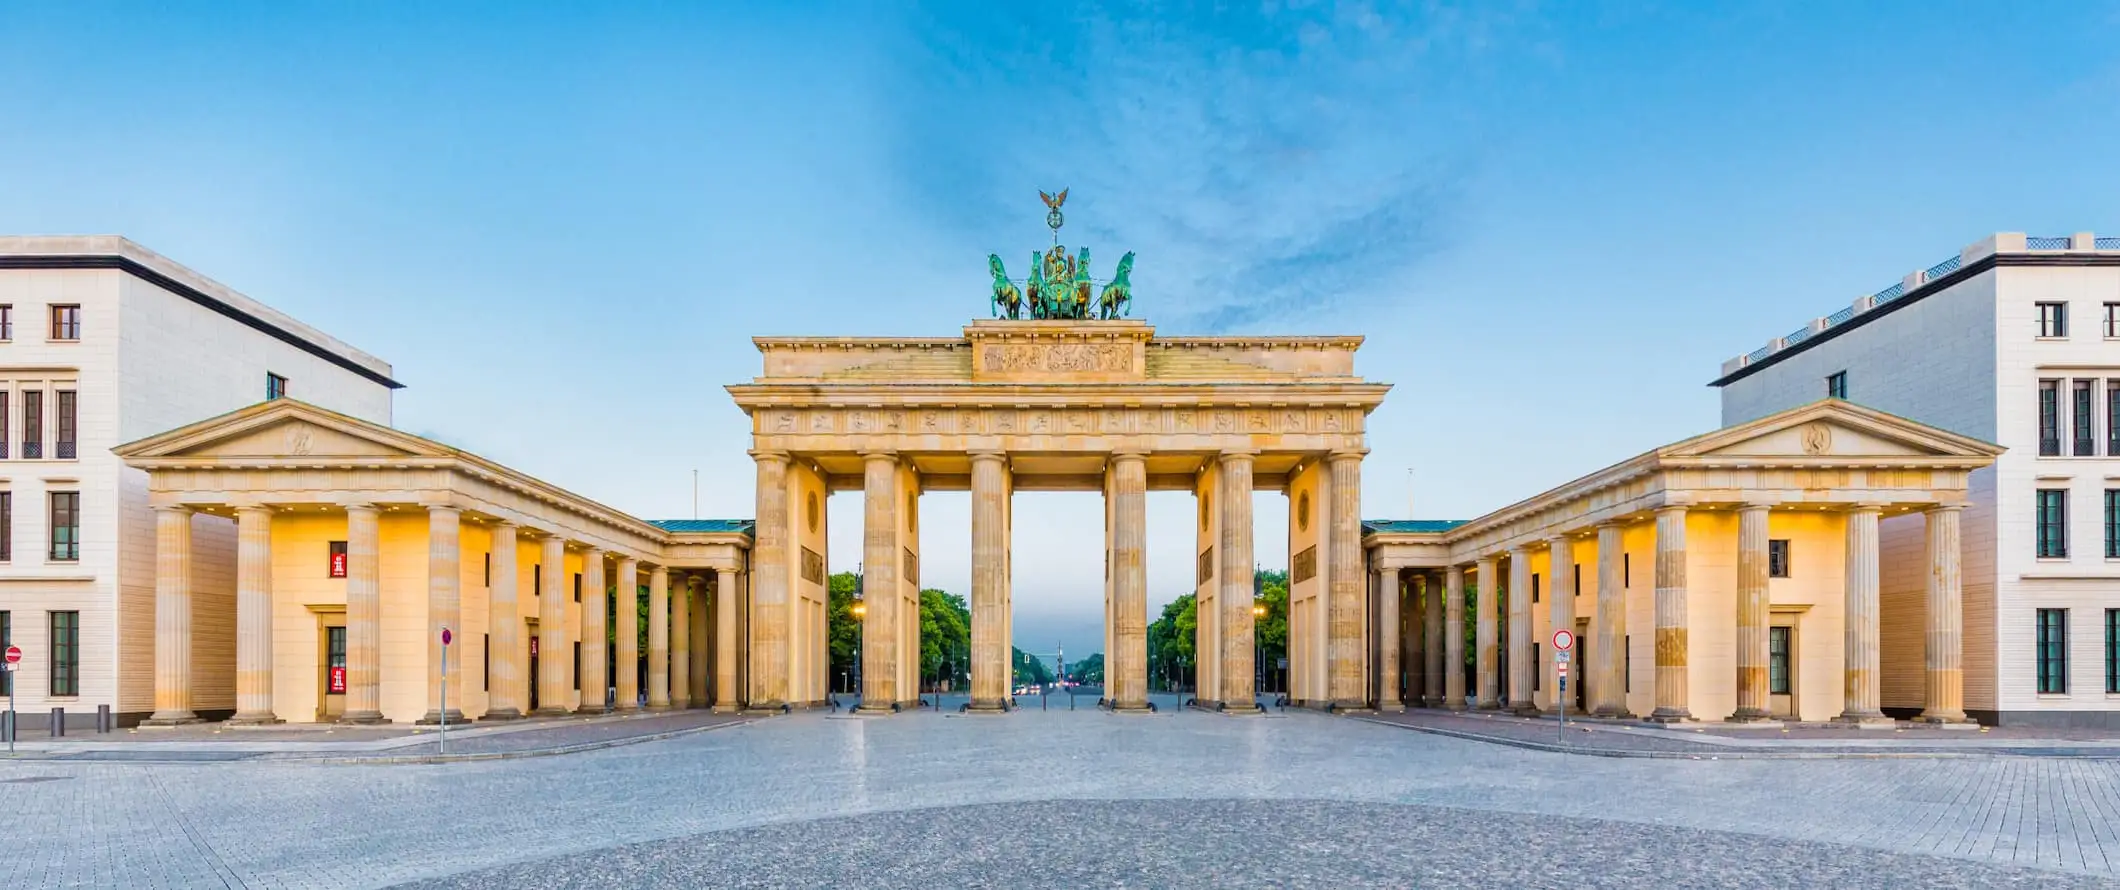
[1769, 624, 1794, 718]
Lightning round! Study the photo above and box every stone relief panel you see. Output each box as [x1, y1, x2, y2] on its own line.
[751, 403, 1366, 446]
[800, 546, 825, 585]
[1292, 545, 1318, 583]
[982, 343, 1134, 374]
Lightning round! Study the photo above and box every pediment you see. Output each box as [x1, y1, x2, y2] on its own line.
[115, 400, 448, 461]
[1668, 400, 2001, 461]
[178, 417, 420, 459]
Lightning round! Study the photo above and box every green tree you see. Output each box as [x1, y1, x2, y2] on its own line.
[1012, 647, 1052, 686]
[1257, 573, 1289, 691]
[826, 572, 861, 690]
[1065, 652, 1105, 685]
[919, 588, 971, 690]
[1147, 593, 1197, 691]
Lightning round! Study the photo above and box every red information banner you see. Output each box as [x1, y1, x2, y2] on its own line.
[328, 665, 347, 694]
[330, 551, 347, 578]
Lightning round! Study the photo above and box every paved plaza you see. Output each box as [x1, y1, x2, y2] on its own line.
[4, 708, 2118, 888]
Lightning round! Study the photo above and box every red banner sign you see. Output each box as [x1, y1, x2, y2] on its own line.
[328, 665, 347, 694]
[330, 551, 347, 578]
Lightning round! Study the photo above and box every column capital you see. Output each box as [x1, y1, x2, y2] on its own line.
[749, 448, 791, 462]
[424, 504, 462, 517]
[1109, 448, 1149, 463]
[1925, 502, 1966, 514]
[1509, 543, 1533, 557]
[1544, 533, 1570, 548]
[1595, 519, 1624, 530]
[967, 449, 1009, 463]
[338, 501, 378, 514]
[859, 449, 899, 463]
[1737, 501, 1774, 514]
[234, 504, 274, 519]
[1655, 503, 1689, 517]
[1217, 449, 1260, 466]
[153, 503, 196, 515]
[617, 554, 639, 568]
[1326, 447, 1370, 462]
[1847, 502, 1887, 515]
[491, 518, 518, 530]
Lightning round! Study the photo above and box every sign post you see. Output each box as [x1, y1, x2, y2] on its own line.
[4, 645, 20, 754]
[1550, 629, 1575, 742]
[439, 627, 452, 755]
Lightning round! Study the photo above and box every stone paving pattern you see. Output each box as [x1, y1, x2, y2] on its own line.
[1, 708, 2117, 888]
[1365, 710, 2120, 758]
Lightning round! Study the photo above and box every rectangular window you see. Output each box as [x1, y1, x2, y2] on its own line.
[1530, 572, 1540, 604]
[2108, 304, 2120, 338]
[2108, 491, 2120, 560]
[48, 304, 80, 341]
[2039, 379, 2062, 456]
[1826, 371, 1847, 400]
[326, 626, 348, 694]
[1531, 642, 1541, 692]
[2110, 381, 2120, 456]
[2037, 489, 2068, 558]
[0, 491, 12, 562]
[0, 390, 9, 459]
[2108, 609, 2120, 695]
[573, 642, 582, 691]
[1768, 539, 1791, 578]
[2076, 380, 2097, 455]
[329, 540, 348, 578]
[48, 491, 79, 561]
[1624, 634, 1631, 693]
[2036, 608, 2068, 694]
[533, 564, 542, 597]
[483, 633, 491, 690]
[0, 611, 10, 698]
[1768, 626, 1792, 695]
[2038, 301, 2068, 337]
[1572, 564, 1581, 597]
[1623, 553, 1630, 587]
[484, 552, 492, 586]
[21, 390, 41, 459]
[54, 390, 75, 459]
[266, 373, 287, 401]
[573, 572, 582, 603]
[0, 304, 12, 340]
[49, 611, 78, 696]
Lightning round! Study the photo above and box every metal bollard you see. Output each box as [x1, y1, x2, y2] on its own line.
[97, 704, 113, 733]
[2, 710, 14, 743]
[50, 707, 65, 737]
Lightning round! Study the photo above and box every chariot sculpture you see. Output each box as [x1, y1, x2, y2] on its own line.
[988, 189, 1136, 321]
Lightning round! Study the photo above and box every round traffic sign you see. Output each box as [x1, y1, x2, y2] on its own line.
[1551, 629, 1575, 651]
[3, 645, 20, 664]
[440, 627, 453, 646]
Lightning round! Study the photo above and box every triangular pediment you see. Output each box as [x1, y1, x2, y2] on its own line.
[1668, 400, 2002, 461]
[115, 400, 450, 461]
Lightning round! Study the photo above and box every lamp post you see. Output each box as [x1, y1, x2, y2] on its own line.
[1253, 603, 1267, 704]
[849, 598, 865, 701]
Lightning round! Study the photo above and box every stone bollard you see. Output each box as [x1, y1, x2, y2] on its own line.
[49, 707, 65, 737]
[97, 704, 113, 733]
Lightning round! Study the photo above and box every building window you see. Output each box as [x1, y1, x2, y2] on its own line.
[1572, 564, 1581, 597]
[533, 564, 542, 597]
[2109, 491, 2120, 559]
[1624, 634, 1631, 693]
[2038, 302, 2068, 338]
[2110, 382, 2120, 456]
[2039, 379, 2062, 455]
[1826, 371, 1847, 400]
[2108, 304, 2120, 338]
[1768, 539, 1791, 578]
[49, 611, 78, 696]
[1530, 572, 1540, 604]
[2036, 489, 2068, 558]
[2076, 380, 2097, 456]
[1768, 626, 1792, 695]
[2108, 609, 2120, 695]
[484, 552, 491, 586]
[21, 390, 41, 459]
[482, 633, 491, 690]
[573, 642, 582, 691]
[573, 572, 582, 603]
[1623, 553, 1630, 587]
[325, 626, 347, 694]
[1531, 642, 1541, 692]
[0, 391, 8, 459]
[2036, 608, 2068, 694]
[0, 304, 12, 340]
[266, 373, 288, 401]
[48, 491, 79, 562]
[48, 305, 80, 341]
[0, 611, 10, 698]
[54, 390, 75, 460]
[0, 491, 12, 562]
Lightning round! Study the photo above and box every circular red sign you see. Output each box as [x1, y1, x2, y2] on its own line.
[1551, 629, 1575, 651]
[5, 645, 22, 663]
[440, 627, 453, 646]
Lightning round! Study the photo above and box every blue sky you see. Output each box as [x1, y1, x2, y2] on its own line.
[5, 2, 2117, 658]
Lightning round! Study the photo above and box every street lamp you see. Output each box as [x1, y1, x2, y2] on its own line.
[1253, 603, 1266, 702]
[850, 598, 865, 699]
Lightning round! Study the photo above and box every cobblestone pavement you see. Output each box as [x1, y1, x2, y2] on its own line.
[2, 707, 2117, 888]
[1363, 709, 2120, 758]
[5, 711, 745, 762]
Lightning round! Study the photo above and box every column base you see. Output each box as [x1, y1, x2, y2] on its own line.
[1220, 704, 1264, 715]
[141, 711, 203, 727]
[1108, 703, 1153, 713]
[1444, 699, 1467, 712]
[645, 703, 675, 712]
[1377, 701, 1406, 713]
[966, 697, 1010, 712]
[1474, 700, 1503, 711]
[1728, 707, 1775, 723]
[338, 711, 390, 725]
[1916, 711, 1973, 725]
[1508, 703, 1540, 717]
[529, 707, 573, 718]
[1644, 709, 1692, 724]
[414, 709, 466, 726]
[1832, 711, 1896, 728]
[711, 703, 742, 713]
[613, 701, 642, 713]
[1590, 707, 1635, 720]
[481, 707, 525, 721]
[671, 700, 692, 711]
[225, 711, 285, 726]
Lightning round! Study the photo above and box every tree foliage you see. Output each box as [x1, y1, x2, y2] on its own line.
[1065, 652, 1105, 684]
[1012, 647, 1052, 686]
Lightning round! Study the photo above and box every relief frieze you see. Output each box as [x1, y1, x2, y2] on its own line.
[756, 403, 1365, 442]
[982, 343, 1133, 374]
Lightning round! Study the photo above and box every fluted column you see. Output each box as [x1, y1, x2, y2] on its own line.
[688, 574, 709, 706]
[1592, 522, 1631, 718]
[1544, 536, 1575, 713]
[534, 534, 570, 715]
[750, 450, 792, 707]
[715, 568, 740, 712]
[1507, 546, 1535, 714]
[484, 521, 523, 720]
[670, 571, 692, 709]
[1325, 450, 1366, 706]
[1443, 566, 1466, 710]
[1474, 555, 1500, 709]
[1404, 572, 1425, 707]
[647, 565, 671, 710]
[614, 557, 640, 711]
[1920, 505, 1969, 723]
[969, 451, 1011, 711]
[1218, 451, 1258, 711]
[860, 451, 902, 711]
[1424, 571, 1444, 707]
[1837, 506, 1889, 723]
[1109, 451, 1149, 710]
[416, 506, 462, 725]
[578, 549, 607, 713]
[340, 504, 385, 723]
[228, 506, 281, 724]
[1648, 505, 1691, 723]
[1732, 505, 1773, 721]
[1375, 568, 1402, 711]
[145, 505, 201, 725]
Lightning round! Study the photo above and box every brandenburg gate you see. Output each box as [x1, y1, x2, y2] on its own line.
[727, 318, 1389, 712]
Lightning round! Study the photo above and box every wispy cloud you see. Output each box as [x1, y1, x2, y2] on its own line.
[883, 1, 1543, 331]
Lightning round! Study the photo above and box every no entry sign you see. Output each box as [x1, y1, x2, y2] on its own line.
[3, 645, 20, 664]
[1551, 629, 1575, 651]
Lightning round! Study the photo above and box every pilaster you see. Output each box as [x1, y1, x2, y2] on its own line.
[749, 449, 792, 707]
[1325, 449, 1365, 708]
[968, 451, 1012, 711]
[859, 450, 902, 712]
[1109, 450, 1149, 711]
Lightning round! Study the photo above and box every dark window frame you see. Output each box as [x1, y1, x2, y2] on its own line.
[1826, 371, 1847, 400]
[0, 304, 12, 341]
[2036, 608, 2068, 694]
[1572, 564, 1581, 597]
[0, 491, 12, 562]
[1768, 539, 1791, 578]
[573, 572, 582, 603]
[2075, 380, 2097, 456]
[1531, 641, 1541, 692]
[48, 491, 79, 562]
[2107, 608, 2120, 695]
[1623, 553, 1630, 587]
[21, 389, 41, 459]
[48, 304, 80, 341]
[533, 563, 542, 598]
[2038, 301, 2068, 338]
[49, 610, 78, 696]
[53, 390, 74, 459]
[483, 552, 491, 586]
[0, 390, 9, 459]
[2108, 490, 2120, 560]
[325, 625, 348, 695]
[2040, 379, 2062, 455]
[2109, 381, 2120, 457]
[1530, 572, 1540, 605]
[0, 610, 10, 697]
[2108, 303, 2120, 339]
[1768, 625, 1792, 695]
[2036, 489, 2069, 558]
[266, 372, 288, 401]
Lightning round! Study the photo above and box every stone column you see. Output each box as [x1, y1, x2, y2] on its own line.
[670, 571, 692, 709]
[1507, 546, 1535, 715]
[1649, 505, 1691, 723]
[715, 568, 740, 712]
[1592, 522, 1632, 719]
[1474, 555, 1500, 709]
[1545, 536, 1575, 714]
[485, 521, 523, 720]
[416, 506, 462, 725]
[578, 549, 607, 713]
[535, 534, 570, 716]
[1326, 450, 1366, 708]
[647, 565, 671, 710]
[860, 451, 902, 712]
[1375, 567, 1402, 711]
[228, 506, 281, 724]
[1732, 504, 1773, 721]
[341, 504, 385, 724]
[1443, 566, 1466, 710]
[1109, 450, 1150, 710]
[1920, 505, 1969, 723]
[1404, 572, 1424, 708]
[145, 505, 201, 725]
[614, 557, 640, 711]
[1218, 450, 1258, 712]
[969, 451, 1011, 711]
[1424, 571, 1444, 707]
[1837, 505, 1890, 724]
[688, 574, 709, 706]
[750, 450, 792, 707]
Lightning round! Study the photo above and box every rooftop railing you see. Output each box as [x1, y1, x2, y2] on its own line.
[1720, 232, 2117, 378]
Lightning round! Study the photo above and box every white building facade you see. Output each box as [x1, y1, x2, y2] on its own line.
[1718, 232, 2120, 727]
[0, 237, 397, 727]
